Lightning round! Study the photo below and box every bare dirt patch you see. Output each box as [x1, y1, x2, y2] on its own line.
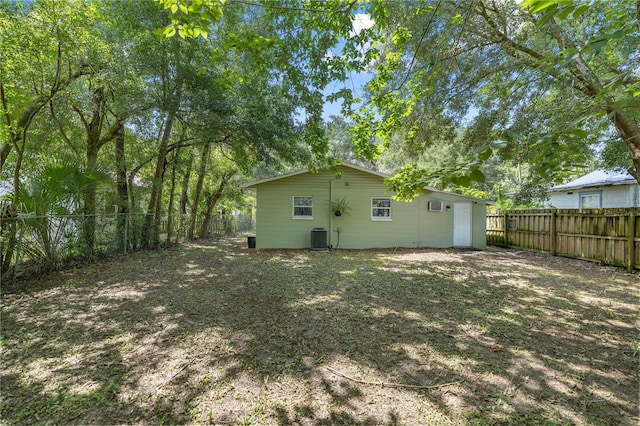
[1, 239, 638, 425]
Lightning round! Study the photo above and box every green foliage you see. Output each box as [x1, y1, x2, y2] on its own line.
[489, 186, 543, 212]
[518, 0, 640, 170]
[326, 116, 373, 168]
[155, 0, 225, 39]
[346, 0, 640, 196]
[5, 160, 112, 264]
[455, 186, 489, 200]
[384, 161, 488, 202]
[3, 0, 638, 270]
[329, 196, 352, 216]
[15, 161, 112, 217]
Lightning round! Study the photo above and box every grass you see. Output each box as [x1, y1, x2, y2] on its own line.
[1, 238, 638, 425]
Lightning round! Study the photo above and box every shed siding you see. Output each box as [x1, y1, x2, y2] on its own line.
[472, 202, 487, 249]
[253, 166, 486, 249]
[548, 184, 640, 209]
[547, 192, 577, 209]
[256, 177, 331, 249]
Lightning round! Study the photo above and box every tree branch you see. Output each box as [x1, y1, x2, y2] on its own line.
[473, 1, 592, 98]
[71, 104, 90, 133]
[48, 101, 81, 158]
[475, 2, 543, 60]
[395, 0, 443, 92]
[98, 117, 125, 148]
[544, 21, 604, 98]
[233, 0, 357, 14]
[0, 64, 93, 170]
[167, 139, 195, 153]
[51, 29, 63, 94]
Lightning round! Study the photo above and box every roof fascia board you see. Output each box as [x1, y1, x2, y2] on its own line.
[239, 163, 385, 188]
[340, 163, 484, 201]
[239, 169, 311, 188]
[240, 162, 486, 201]
[548, 180, 638, 192]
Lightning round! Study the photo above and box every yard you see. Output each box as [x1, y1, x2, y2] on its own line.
[1, 238, 638, 425]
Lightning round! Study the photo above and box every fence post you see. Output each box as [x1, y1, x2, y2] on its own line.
[503, 212, 508, 247]
[550, 210, 557, 256]
[628, 212, 635, 273]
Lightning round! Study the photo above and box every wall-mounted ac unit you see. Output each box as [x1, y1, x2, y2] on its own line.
[428, 200, 443, 212]
[310, 228, 328, 250]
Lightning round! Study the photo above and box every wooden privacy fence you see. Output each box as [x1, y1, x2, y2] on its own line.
[486, 208, 640, 272]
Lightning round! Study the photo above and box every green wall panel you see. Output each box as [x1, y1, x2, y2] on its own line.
[252, 166, 486, 249]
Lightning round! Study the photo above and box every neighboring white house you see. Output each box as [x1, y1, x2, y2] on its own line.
[546, 169, 640, 209]
[0, 181, 10, 197]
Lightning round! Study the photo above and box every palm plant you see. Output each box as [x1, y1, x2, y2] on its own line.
[330, 197, 352, 217]
[14, 160, 112, 265]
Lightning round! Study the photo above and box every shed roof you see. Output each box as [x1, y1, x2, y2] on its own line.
[549, 169, 637, 192]
[239, 162, 389, 188]
[240, 162, 485, 202]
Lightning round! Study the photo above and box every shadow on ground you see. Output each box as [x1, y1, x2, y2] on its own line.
[1, 238, 638, 425]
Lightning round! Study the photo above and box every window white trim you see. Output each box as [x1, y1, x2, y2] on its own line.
[292, 196, 313, 219]
[579, 190, 601, 210]
[371, 197, 392, 221]
[428, 200, 443, 212]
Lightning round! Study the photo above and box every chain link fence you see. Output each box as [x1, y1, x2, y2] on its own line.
[0, 212, 254, 280]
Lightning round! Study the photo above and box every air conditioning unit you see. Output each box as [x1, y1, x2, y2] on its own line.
[428, 200, 443, 212]
[310, 228, 328, 250]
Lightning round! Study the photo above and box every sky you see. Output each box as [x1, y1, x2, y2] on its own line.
[321, 13, 374, 121]
[322, 71, 371, 121]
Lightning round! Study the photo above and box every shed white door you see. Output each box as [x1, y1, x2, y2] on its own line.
[453, 202, 472, 247]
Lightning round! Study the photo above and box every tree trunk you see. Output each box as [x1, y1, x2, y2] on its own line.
[199, 172, 234, 238]
[68, 83, 124, 257]
[81, 87, 114, 258]
[127, 158, 153, 250]
[0, 144, 24, 276]
[115, 125, 129, 252]
[143, 80, 182, 248]
[1, 62, 91, 273]
[143, 117, 172, 248]
[179, 151, 194, 215]
[166, 145, 185, 246]
[83, 145, 98, 258]
[0, 142, 10, 171]
[153, 158, 167, 248]
[476, 2, 640, 182]
[187, 140, 212, 240]
[0, 99, 29, 276]
[127, 170, 140, 250]
[608, 108, 640, 181]
[142, 130, 165, 247]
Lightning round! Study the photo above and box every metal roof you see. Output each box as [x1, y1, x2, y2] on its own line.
[549, 169, 637, 192]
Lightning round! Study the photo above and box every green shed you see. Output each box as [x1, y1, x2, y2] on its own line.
[240, 163, 486, 250]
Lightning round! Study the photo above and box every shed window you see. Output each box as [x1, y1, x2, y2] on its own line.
[371, 197, 391, 221]
[580, 192, 601, 210]
[293, 196, 313, 219]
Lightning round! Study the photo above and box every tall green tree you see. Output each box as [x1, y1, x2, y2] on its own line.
[157, 0, 638, 199]
[0, 0, 95, 173]
[131, 0, 327, 246]
[1, 0, 104, 270]
[352, 0, 639, 197]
